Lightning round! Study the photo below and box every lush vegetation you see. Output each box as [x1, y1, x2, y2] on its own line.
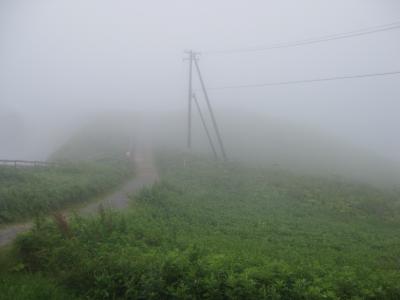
[0, 274, 77, 300]
[0, 243, 80, 300]
[0, 161, 133, 224]
[3, 153, 399, 299]
[0, 118, 134, 224]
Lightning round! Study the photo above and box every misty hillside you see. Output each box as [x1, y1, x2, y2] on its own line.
[2, 152, 399, 299]
[49, 115, 136, 162]
[1, 1, 400, 299]
[0, 119, 134, 224]
[221, 112, 400, 185]
[149, 111, 400, 186]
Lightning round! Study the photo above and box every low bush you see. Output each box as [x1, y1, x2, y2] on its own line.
[8, 154, 400, 299]
[0, 274, 79, 300]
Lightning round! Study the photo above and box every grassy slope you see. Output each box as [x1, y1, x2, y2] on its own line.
[0, 118, 135, 298]
[0, 273, 78, 300]
[0, 118, 134, 224]
[4, 153, 400, 299]
[0, 244, 80, 300]
[0, 162, 133, 224]
[149, 111, 400, 186]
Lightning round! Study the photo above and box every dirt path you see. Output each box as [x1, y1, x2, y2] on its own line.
[79, 146, 158, 214]
[0, 147, 158, 247]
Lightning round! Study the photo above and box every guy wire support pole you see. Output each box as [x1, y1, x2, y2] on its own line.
[192, 92, 219, 160]
[193, 53, 228, 162]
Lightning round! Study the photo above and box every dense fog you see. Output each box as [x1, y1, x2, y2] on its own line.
[1, 0, 400, 184]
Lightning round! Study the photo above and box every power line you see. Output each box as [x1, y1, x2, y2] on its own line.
[207, 70, 400, 91]
[202, 21, 400, 55]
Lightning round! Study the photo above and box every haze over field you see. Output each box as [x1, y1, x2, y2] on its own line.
[3, 2, 400, 299]
[1, 0, 400, 183]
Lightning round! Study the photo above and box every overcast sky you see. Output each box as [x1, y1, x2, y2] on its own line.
[1, 0, 399, 161]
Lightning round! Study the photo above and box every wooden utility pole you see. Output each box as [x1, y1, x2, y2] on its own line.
[184, 49, 228, 161]
[185, 50, 193, 150]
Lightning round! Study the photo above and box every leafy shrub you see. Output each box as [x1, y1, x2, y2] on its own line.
[0, 274, 78, 300]
[7, 153, 400, 299]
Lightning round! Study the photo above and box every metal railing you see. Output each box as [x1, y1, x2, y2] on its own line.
[0, 159, 58, 168]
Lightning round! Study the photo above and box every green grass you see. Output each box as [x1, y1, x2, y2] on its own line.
[0, 118, 134, 299]
[4, 153, 400, 299]
[0, 244, 79, 300]
[0, 274, 79, 300]
[0, 117, 135, 225]
[0, 160, 133, 224]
